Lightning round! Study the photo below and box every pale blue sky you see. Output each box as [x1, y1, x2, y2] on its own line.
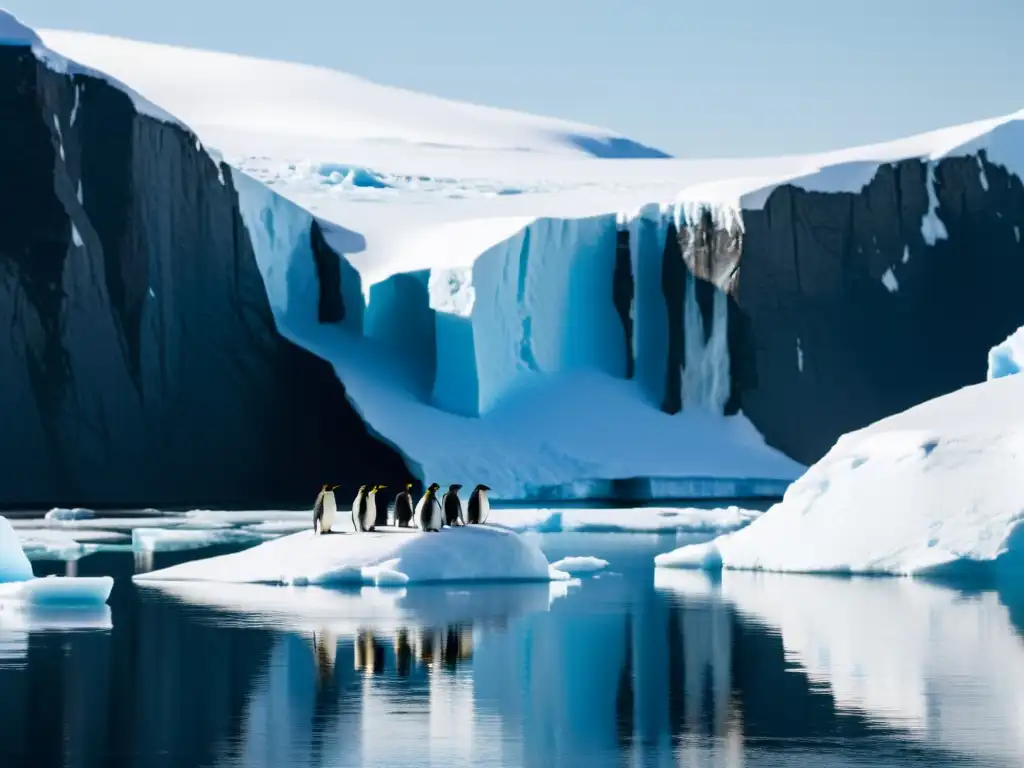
[10, 0, 1024, 157]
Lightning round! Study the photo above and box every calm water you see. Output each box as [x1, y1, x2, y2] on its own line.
[1, 531, 1023, 767]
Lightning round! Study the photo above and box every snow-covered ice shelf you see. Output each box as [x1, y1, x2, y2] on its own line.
[655, 374, 1024, 577]
[134, 525, 569, 587]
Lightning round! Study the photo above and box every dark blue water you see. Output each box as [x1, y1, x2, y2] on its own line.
[1, 532, 1022, 767]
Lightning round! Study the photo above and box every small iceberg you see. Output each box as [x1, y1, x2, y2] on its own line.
[0, 575, 113, 606]
[490, 506, 761, 535]
[44, 507, 96, 521]
[0, 516, 114, 605]
[134, 525, 568, 587]
[655, 375, 1024, 577]
[549, 556, 609, 575]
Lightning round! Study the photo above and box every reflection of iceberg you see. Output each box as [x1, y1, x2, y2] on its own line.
[664, 571, 1024, 766]
[0, 604, 112, 667]
[137, 579, 562, 636]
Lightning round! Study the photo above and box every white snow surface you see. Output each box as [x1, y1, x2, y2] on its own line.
[131, 527, 269, 552]
[655, 375, 1024, 576]
[31, 20, 1024, 500]
[988, 325, 1024, 380]
[134, 525, 568, 587]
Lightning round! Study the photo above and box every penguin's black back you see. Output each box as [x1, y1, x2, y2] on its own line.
[442, 491, 461, 526]
[313, 492, 324, 528]
[394, 491, 414, 526]
[467, 490, 482, 524]
[374, 490, 390, 527]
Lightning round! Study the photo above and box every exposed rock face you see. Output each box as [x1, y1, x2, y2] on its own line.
[0, 47, 412, 508]
[650, 154, 1024, 465]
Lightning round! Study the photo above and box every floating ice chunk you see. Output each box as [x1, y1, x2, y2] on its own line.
[0, 518, 33, 583]
[988, 326, 1024, 380]
[1015, 226, 1021, 243]
[489, 506, 761, 535]
[796, 337, 804, 372]
[881, 267, 899, 293]
[17, 528, 127, 561]
[134, 525, 560, 586]
[132, 527, 268, 553]
[549, 556, 609, 575]
[0, 575, 113, 605]
[902, 245, 910, 264]
[44, 507, 95, 521]
[656, 374, 1024, 576]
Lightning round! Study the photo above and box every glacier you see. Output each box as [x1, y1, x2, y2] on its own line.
[1, 14, 1022, 506]
[655, 372, 1024, 576]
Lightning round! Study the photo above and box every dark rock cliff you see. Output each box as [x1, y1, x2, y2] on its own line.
[644, 153, 1024, 466]
[0, 46, 413, 508]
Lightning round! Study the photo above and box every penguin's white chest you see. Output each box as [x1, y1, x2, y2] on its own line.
[476, 491, 490, 524]
[416, 494, 442, 531]
[321, 491, 337, 532]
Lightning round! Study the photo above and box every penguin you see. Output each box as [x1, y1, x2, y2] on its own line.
[351, 485, 380, 532]
[465, 484, 492, 525]
[374, 486, 390, 528]
[313, 484, 340, 535]
[393, 483, 415, 527]
[416, 483, 443, 532]
[442, 484, 463, 527]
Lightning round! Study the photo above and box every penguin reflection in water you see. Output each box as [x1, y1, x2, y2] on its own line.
[442, 484, 463, 527]
[312, 484, 340, 535]
[352, 485, 386, 532]
[416, 483, 443, 532]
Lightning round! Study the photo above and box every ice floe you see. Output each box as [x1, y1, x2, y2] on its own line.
[134, 525, 567, 587]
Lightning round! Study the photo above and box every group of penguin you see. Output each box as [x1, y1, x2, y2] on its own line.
[312, 482, 492, 535]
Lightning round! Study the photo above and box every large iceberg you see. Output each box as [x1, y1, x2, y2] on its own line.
[134, 525, 568, 587]
[655, 373, 1024, 576]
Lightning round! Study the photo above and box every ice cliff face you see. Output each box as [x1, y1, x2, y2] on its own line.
[0, 44, 411, 507]
[366, 154, 1024, 468]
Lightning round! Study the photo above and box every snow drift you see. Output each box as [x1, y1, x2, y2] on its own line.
[134, 525, 569, 587]
[655, 373, 1024, 576]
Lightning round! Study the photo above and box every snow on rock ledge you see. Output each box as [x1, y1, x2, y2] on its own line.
[988, 326, 1024, 380]
[134, 525, 568, 587]
[655, 375, 1024, 576]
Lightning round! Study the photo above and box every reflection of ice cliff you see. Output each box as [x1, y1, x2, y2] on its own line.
[661, 571, 1024, 767]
